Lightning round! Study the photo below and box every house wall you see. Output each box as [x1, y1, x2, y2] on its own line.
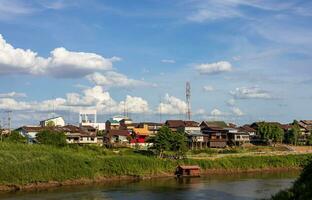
[42, 117, 65, 127]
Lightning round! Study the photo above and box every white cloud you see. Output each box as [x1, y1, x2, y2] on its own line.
[157, 94, 187, 115]
[87, 72, 151, 88]
[161, 59, 176, 64]
[203, 85, 215, 92]
[226, 99, 235, 106]
[230, 86, 272, 99]
[186, 0, 300, 22]
[0, 34, 119, 78]
[195, 61, 232, 75]
[231, 107, 244, 116]
[0, 92, 26, 98]
[210, 108, 226, 116]
[0, 86, 150, 114]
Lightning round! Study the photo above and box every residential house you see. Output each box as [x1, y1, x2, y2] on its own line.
[61, 125, 97, 144]
[200, 121, 228, 148]
[227, 128, 250, 146]
[140, 122, 163, 136]
[105, 119, 120, 130]
[165, 120, 185, 132]
[16, 126, 43, 143]
[40, 116, 65, 127]
[105, 129, 130, 147]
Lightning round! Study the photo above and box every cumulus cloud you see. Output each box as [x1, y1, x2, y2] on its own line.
[230, 86, 272, 99]
[0, 34, 119, 78]
[0, 91, 26, 98]
[226, 99, 235, 106]
[157, 94, 187, 115]
[87, 72, 151, 88]
[210, 108, 227, 116]
[161, 59, 176, 64]
[195, 61, 232, 75]
[0, 86, 149, 114]
[203, 85, 215, 92]
[231, 107, 244, 116]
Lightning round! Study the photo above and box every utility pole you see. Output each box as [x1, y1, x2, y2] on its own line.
[186, 81, 191, 121]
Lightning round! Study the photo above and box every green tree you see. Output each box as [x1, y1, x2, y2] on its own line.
[307, 134, 312, 146]
[152, 126, 173, 157]
[150, 126, 188, 158]
[257, 122, 284, 144]
[36, 130, 67, 147]
[171, 130, 188, 158]
[285, 121, 301, 145]
[5, 131, 26, 143]
[46, 121, 55, 127]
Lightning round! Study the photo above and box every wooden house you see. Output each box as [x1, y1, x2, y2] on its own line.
[175, 165, 201, 177]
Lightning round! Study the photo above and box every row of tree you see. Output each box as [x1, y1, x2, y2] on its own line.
[257, 120, 312, 145]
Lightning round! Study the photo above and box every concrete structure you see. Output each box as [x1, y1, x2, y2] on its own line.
[79, 110, 105, 131]
[40, 116, 65, 127]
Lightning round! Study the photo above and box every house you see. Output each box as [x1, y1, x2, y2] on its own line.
[119, 118, 134, 130]
[228, 131, 250, 146]
[105, 129, 130, 147]
[175, 165, 200, 177]
[298, 120, 312, 135]
[61, 125, 97, 144]
[16, 126, 43, 143]
[105, 119, 120, 130]
[200, 121, 228, 148]
[138, 122, 163, 136]
[165, 120, 186, 132]
[40, 116, 65, 127]
[16, 125, 98, 144]
[239, 125, 257, 136]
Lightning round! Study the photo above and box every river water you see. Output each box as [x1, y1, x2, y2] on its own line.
[0, 171, 299, 200]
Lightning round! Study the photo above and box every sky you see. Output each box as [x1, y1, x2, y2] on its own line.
[0, 0, 311, 128]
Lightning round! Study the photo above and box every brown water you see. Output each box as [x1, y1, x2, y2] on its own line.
[0, 171, 299, 200]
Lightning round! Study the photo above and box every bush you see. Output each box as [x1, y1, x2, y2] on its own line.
[36, 130, 67, 147]
[4, 131, 26, 143]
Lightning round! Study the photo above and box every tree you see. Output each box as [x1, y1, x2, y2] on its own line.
[5, 131, 26, 143]
[152, 126, 173, 158]
[150, 126, 188, 158]
[171, 130, 188, 158]
[36, 130, 67, 147]
[257, 122, 284, 144]
[46, 121, 55, 127]
[285, 121, 301, 145]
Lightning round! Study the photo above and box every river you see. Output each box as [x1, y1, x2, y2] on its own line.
[0, 170, 299, 200]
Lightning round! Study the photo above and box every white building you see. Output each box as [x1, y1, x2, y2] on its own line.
[79, 110, 105, 131]
[40, 116, 65, 127]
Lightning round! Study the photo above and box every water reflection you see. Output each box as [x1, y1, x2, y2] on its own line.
[0, 170, 299, 200]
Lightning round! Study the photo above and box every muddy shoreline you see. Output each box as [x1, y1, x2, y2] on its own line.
[0, 167, 301, 192]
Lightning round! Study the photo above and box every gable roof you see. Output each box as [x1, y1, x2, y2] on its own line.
[165, 120, 185, 128]
[200, 121, 228, 128]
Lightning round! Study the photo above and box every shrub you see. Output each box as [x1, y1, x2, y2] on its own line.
[36, 130, 67, 147]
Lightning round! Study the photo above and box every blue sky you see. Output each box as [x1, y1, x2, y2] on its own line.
[0, 0, 311, 127]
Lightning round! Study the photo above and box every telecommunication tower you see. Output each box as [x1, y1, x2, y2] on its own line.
[186, 82, 191, 120]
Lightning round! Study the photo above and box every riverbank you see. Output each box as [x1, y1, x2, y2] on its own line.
[1, 142, 311, 192]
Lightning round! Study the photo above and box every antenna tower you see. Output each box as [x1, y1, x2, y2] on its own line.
[186, 82, 191, 120]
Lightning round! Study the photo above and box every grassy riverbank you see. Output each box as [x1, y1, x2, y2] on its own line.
[0, 142, 311, 188]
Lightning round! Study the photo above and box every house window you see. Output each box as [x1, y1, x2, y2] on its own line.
[91, 137, 94, 141]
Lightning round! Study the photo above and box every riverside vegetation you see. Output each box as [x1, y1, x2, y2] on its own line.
[1, 141, 312, 187]
[1, 128, 312, 189]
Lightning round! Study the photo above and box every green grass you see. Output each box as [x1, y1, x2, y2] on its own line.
[0, 142, 311, 185]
